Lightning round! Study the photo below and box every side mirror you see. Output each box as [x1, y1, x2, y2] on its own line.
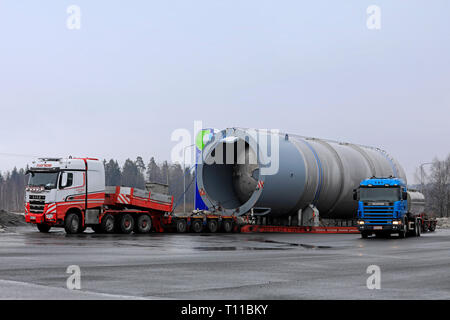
[402, 191, 408, 200]
[60, 172, 68, 188]
[353, 189, 358, 201]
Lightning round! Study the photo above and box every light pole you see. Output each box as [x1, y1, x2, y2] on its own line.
[183, 144, 195, 214]
[420, 162, 433, 194]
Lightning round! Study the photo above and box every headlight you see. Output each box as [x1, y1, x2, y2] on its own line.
[358, 220, 365, 225]
[393, 220, 402, 225]
[45, 214, 54, 219]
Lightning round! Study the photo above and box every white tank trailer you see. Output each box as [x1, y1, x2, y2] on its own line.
[196, 128, 406, 221]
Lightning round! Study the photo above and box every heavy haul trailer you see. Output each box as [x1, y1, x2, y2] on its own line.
[24, 157, 238, 234]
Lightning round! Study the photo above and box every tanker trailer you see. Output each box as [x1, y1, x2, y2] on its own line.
[196, 128, 406, 225]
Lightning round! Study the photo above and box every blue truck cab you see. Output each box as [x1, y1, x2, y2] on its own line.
[353, 176, 423, 238]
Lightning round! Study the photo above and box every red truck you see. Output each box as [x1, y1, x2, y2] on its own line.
[24, 157, 238, 234]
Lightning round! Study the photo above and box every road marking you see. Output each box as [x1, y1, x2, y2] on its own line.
[0, 279, 167, 300]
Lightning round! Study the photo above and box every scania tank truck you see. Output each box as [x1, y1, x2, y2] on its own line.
[354, 177, 436, 238]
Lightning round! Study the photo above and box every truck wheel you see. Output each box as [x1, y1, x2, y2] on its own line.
[118, 214, 134, 234]
[91, 225, 103, 233]
[416, 222, 421, 237]
[176, 219, 187, 233]
[191, 220, 203, 233]
[37, 224, 51, 233]
[361, 232, 368, 239]
[207, 219, 218, 233]
[223, 220, 233, 233]
[135, 215, 152, 234]
[398, 227, 406, 238]
[65, 212, 81, 234]
[100, 215, 115, 233]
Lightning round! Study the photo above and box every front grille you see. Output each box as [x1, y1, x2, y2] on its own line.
[29, 195, 46, 213]
[363, 205, 394, 225]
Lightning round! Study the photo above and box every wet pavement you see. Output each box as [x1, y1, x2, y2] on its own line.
[0, 226, 449, 299]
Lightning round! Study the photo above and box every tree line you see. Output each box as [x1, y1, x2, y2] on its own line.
[0, 157, 196, 212]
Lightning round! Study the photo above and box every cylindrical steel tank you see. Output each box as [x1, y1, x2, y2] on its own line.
[407, 191, 425, 216]
[196, 128, 406, 219]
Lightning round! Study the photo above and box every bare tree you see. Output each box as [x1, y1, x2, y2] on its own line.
[427, 155, 450, 217]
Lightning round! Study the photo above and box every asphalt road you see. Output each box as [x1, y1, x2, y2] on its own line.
[0, 226, 449, 300]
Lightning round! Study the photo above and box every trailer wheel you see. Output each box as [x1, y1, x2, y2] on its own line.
[118, 214, 134, 234]
[207, 219, 218, 233]
[222, 220, 233, 233]
[135, 215, 152, 234]
[429, 223, 436, 232]
[191, 220, 203, 233]
[37, 224, 51, 233]
[100, 214, 115, 234]
[65, 212, 81, 234]
[176, 219, 187, 233]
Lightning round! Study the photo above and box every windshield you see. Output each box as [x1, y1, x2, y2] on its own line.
[359, 187, 401, 202]
[28, 172, 59, 190]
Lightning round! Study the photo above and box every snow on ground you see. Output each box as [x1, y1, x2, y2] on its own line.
[436, 217, 450, 229]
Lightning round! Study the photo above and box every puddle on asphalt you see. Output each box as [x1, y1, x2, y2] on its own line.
[247, 238, 332, 249]
[192, 246, 290, 251]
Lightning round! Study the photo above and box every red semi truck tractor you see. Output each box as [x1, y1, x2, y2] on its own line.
[24, 157, 238, 234]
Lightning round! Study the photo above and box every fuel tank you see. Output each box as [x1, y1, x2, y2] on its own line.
[407, 190, 425, 216]
[196, 128, 407, 219]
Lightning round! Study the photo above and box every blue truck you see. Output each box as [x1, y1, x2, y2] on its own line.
[353, 177, 437, 239]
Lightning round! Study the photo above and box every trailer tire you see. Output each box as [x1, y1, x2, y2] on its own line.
[191, 220, 203, 233]
[37, 224, 51, 233]
[118, 214, 134, 234]
[100, 214, 115, 234]
[65, 212, 81, 234]
[222, 220, 233, 233]
[429, 223, 436, 232]
[207, 219, 218, 233]
[176, 219, 187, 233]
[135, 215, 152, 234]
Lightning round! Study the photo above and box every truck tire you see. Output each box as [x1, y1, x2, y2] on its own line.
[135, 215, 152, 234]
[222, 220, 233, 233]
[37, 224, 51, 233]
[416, 222, 421, 237]
[118, 214, 134, 234]
[100, 214, 115, 233]
[176, 219, 187, 233]
[207, 219, 218, 233]
[398, 226, 407, 239]
[361, 231, 368, 239]
[191, 220, 203, 233]
[65, 212, 81, 234]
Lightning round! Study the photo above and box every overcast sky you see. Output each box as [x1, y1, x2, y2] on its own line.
[0, 1, 449, 183]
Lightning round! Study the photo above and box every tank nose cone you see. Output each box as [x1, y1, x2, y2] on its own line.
[232, 145, 259, 204]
